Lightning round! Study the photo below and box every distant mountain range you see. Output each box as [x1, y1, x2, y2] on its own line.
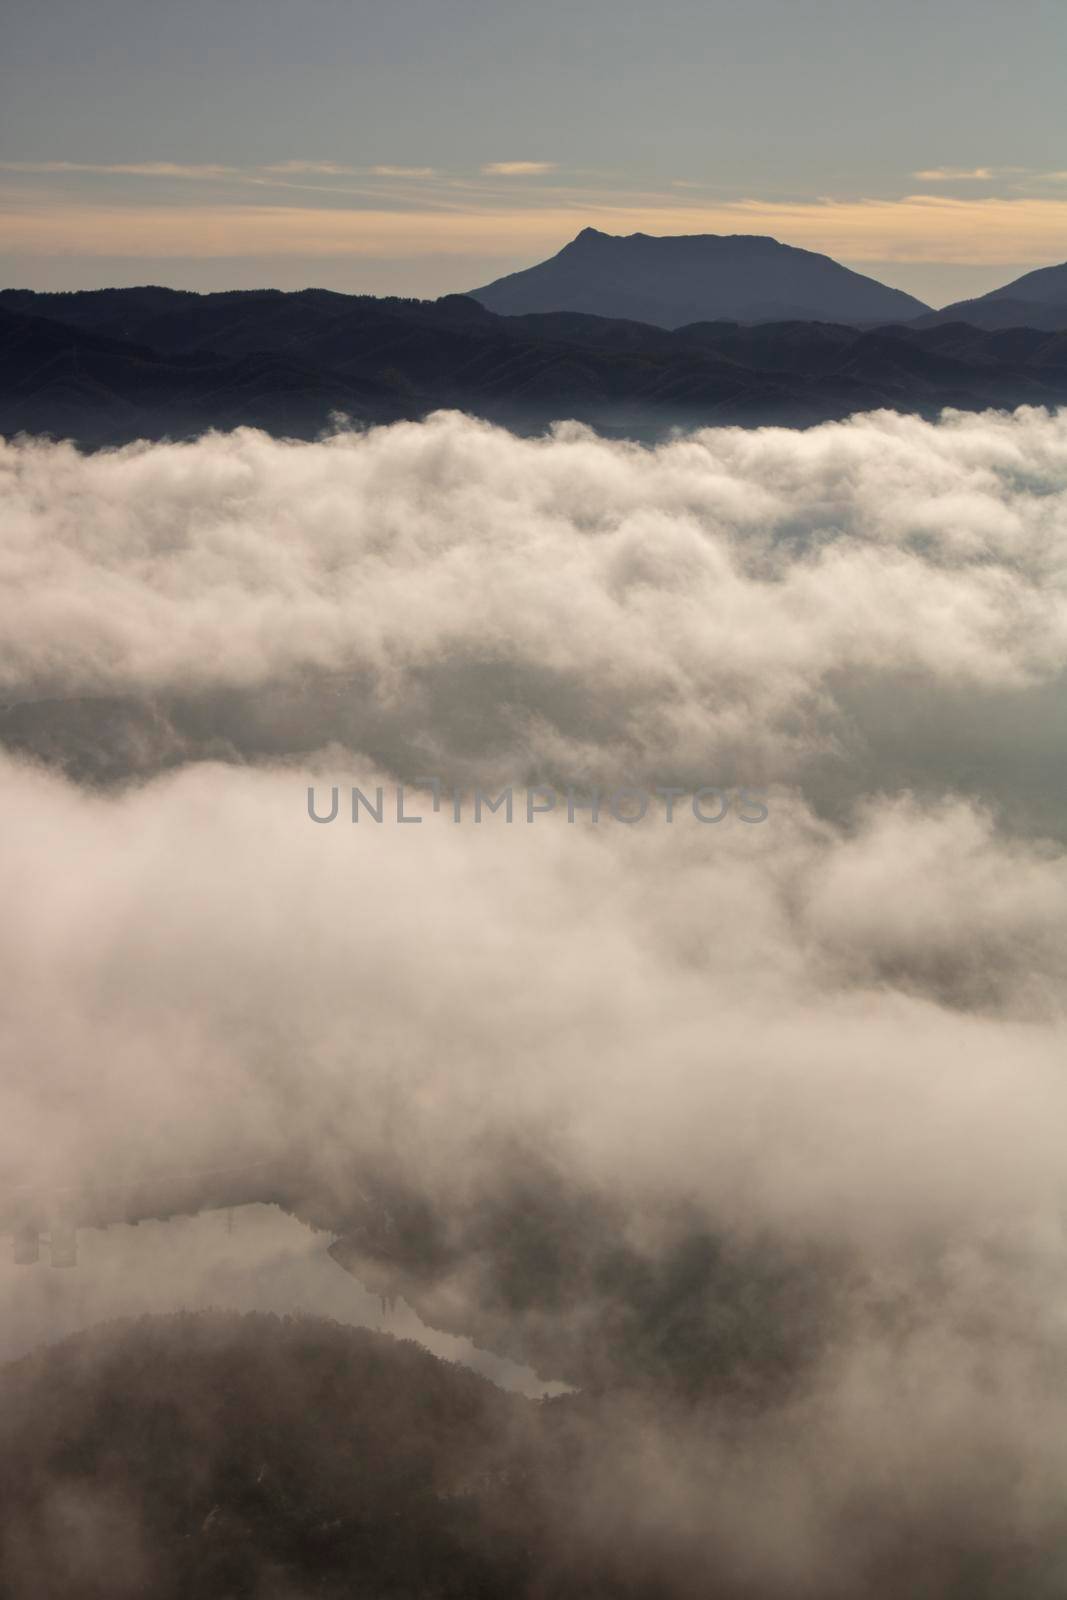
[469, 228, 930, 326]
[918, 261, 1067, 331]
[469, 230, 1067, 333]
[2, 238, 1067, 446]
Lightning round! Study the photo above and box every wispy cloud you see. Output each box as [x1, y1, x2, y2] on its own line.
[1, 158, 441, 188]
[0, 160, 239, 180]
[264, 160, 359, 176]
[481, 161, 557, 176]
[369, 166, 437, 178]
[912, 167, 996, 181]
[915, 168, 1004, 183]
[916, 165, 1067, 189]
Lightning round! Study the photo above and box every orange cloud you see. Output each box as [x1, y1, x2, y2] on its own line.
[912, 167, 996, 181]
[481, 162, 558, 176]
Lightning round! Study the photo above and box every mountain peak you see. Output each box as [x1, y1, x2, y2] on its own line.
[470, 230, 929, 327]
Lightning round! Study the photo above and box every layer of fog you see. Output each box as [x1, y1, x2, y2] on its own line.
[1, 406, 1065, 834]
[2, 406, 1067, 1590]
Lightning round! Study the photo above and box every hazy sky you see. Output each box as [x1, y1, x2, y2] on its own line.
[2, 0, 1066, 304]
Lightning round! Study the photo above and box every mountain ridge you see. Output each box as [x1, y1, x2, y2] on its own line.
[3, 286, 1067, 448]
[915, 261, 1067, 330]
[468, 227, 931, 327]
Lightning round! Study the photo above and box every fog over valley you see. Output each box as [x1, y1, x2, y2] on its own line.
[1, 404, 1066, 1593]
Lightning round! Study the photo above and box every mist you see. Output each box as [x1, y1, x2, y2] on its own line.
[2, 406, 1067, 1593]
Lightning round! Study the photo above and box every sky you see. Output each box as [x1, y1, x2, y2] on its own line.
[2, 0, 1067, 307]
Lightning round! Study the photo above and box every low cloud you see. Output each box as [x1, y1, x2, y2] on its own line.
[2, 405, 1066, 1220]
[2, 407, 1065, 830]
[2, 407, 1067, 1585]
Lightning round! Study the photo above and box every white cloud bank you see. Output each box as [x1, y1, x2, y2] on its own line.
[2, 406, 1066, 823]
[2, 406, 1067, 1586]
[0, 403, 1065, 1224]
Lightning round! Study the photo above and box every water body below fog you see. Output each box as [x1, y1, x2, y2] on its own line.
[0, 1203, 568, 1398]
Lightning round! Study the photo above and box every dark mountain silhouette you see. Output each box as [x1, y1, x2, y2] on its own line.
[970, 260, 1067, 304]
[917, 260, 1067, 330]
[468, 228, 930, 326]
[3, 285, 1067, 448]
[0, 301, 409, 445]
